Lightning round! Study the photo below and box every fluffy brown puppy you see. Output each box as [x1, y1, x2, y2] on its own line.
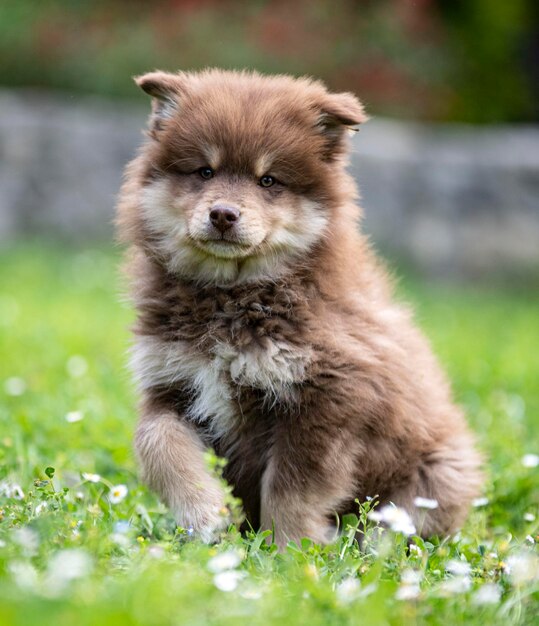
[117, 69, 483, 547]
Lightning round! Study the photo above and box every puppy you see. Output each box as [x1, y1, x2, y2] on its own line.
[117, 69, 483, 547]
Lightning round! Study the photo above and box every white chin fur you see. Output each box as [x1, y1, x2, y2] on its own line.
[192, 240, 254, 260]
[141, 180, 329, 285]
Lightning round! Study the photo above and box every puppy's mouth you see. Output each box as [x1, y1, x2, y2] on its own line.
[190, 236, 257, 260]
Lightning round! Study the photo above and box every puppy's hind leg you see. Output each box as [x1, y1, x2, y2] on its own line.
[135, 405, 228, 542]
[388, 434, 483, 537]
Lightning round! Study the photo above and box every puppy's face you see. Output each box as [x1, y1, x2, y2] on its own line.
[135, 70, 366, 284]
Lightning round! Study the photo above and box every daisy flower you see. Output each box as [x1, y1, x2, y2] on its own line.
[109, 484, 128, 504]
[368, 504, 416, 536]
[65, 411, 84, 423]
[82, 473, 101, 483]
[207, 549, 243, 573]
[521, 454, 539, 468]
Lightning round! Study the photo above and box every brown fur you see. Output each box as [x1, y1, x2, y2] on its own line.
[116, 69, 483, 547]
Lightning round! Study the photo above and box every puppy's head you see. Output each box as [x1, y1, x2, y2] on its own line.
[131, 69, 366, 284]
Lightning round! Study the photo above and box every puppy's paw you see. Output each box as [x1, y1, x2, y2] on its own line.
[172, 489, 230, 543]
[194, 505, 230, 544]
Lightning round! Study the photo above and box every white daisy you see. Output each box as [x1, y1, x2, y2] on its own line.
[207, 549, 243, 573]
[213, 570, 245, 592]
[82, 473, 101, 483]
[439, 575, 471, 595]
[0, 480, 24, 499]
[65, 411, 84, 423]
[396, 583, 421, 600]
[521, 454, 539, 468]
[109, 484, 128, 504]
[9, 561, 38, 590]
[396, 569, 422, 601]
[472, 497, 489, 507]
[472, 583, 502, 605]
[336, 578, 360, 603]
[506, 552, 539, 585]
[4, 377, 26, 396]
[13, 527, 39, 556]
[47, 549, 93, 594]
[368, 504, 416, 536]
[446, 559, 472, 577]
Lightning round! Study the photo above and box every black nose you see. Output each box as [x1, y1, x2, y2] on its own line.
[209, 204, 240, 233]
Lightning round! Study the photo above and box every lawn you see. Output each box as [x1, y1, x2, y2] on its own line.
[0, 242, 538, 625]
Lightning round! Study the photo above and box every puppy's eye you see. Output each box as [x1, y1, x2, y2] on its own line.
[259, 175, 275, 188]
[198, 167, 214, 180]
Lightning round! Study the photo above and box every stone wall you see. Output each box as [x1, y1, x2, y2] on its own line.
[1, 89, 538, 279]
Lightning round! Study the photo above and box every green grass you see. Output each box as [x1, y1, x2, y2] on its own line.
[0, 242, 538, 625]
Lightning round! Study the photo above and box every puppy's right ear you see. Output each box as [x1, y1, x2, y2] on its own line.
[134, 71, 186, 138]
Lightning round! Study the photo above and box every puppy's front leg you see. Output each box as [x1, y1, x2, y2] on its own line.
[135, 406, 227, 542]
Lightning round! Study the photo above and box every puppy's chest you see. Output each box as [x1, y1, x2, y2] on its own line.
[133, 299, 311, 435]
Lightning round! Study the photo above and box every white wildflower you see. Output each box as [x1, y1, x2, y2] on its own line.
[409, 544, 423, 557]
[148, 545, 165, 559]
[525, 535, 535, 545]
[66, 355, 88, 378]
[396, 569, 422, 601]
[506, 552, 539, 585]
[4, 377, 26, 396]
[82, 472, 101, 483]
[0, 480, 24, 499]
[34, 502, 48, 515]
[396, 583, 421, 600]
[207, 549, 243, 573]
[472, 583, 502, 605]
[439, 575, 472, 595]
[9, 561, 38, 590]
[336, 577, 360, 603]
[523, 512, 535, 522]
[521, 454, 539, 468]
[65, 410, 84, 423]
[47, 549, 93, 594]
[368, 504, 416, 535]
[413, 497, 439, 510]
[213, 570, 245, 592]
[109, 484, 128, 504]
[446, 560, 472, 577]
[401, 569, 423, 585]
[472, 497, 489, 507]
[13, 527, 39, 556]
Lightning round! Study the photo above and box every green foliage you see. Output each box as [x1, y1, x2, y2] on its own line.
[0, 242, 538, 624]
[0, 0, 536, 122]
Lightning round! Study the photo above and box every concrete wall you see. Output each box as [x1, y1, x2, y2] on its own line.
[1, 89, 538, 279]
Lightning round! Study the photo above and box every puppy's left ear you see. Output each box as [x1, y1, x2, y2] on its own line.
[318, 92, 368, 159]
[134, 71, 187, 138]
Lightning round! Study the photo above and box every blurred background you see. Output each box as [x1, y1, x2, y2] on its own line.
[0, 0, 538, 280]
